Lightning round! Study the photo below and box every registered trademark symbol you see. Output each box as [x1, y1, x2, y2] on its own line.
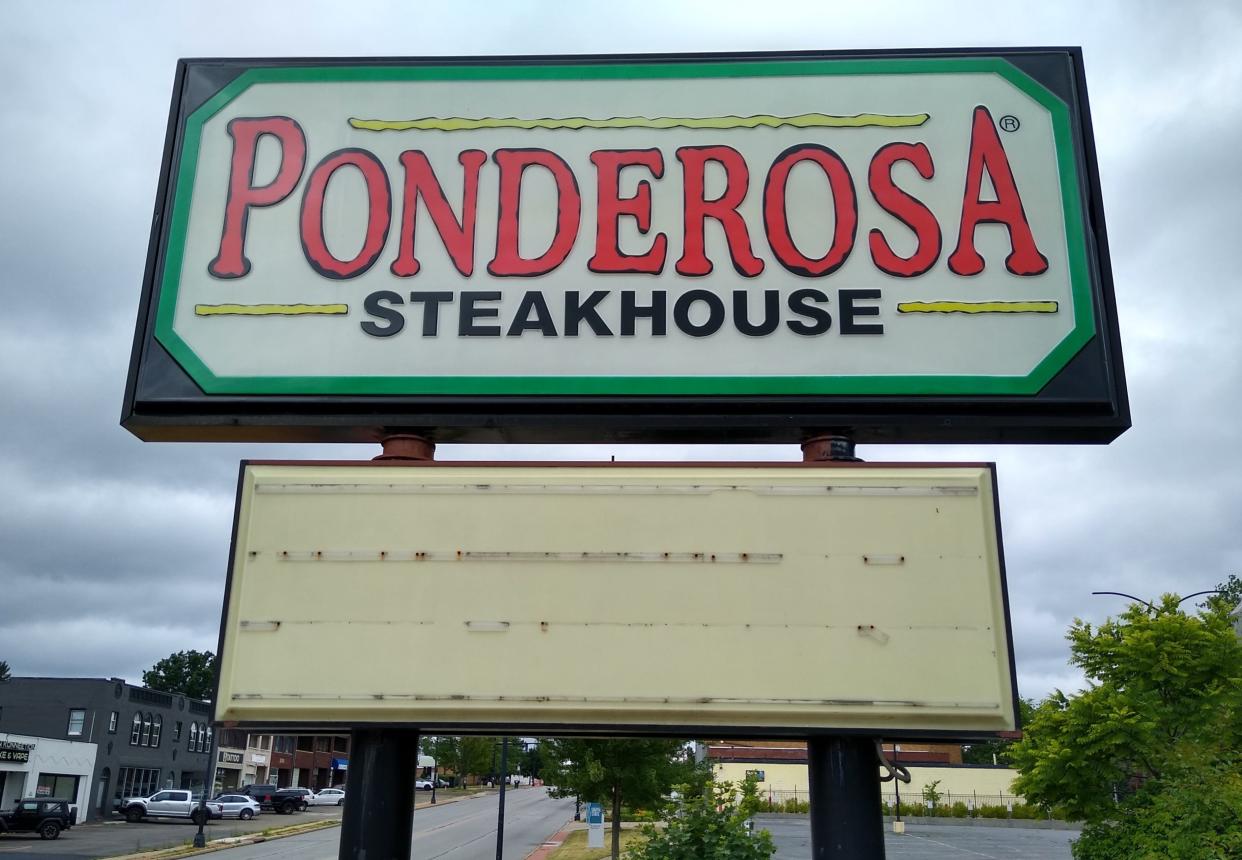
[998, 115, 1021, 133]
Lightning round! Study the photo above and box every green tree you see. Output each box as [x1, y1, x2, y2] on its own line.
[422, 736, 461, 782]
[141, 650, 216, 700]
[459, 736, 499, 783]
[1206, 573, 1242, 611]
[1010, 595, 1242, 855]
[518, 741, 544, 781]
[627, 770, 774, 860]
[961, 698, 1038, 765]
[542, 738, 689, 860]
[0, 660, 10, 682]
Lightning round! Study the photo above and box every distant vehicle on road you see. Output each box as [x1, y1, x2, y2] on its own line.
[212, 794, 262, 820]
[0, 799, 75, 840]
[307, 788, 346, 806]
[415, 778, 435, 791]
[118, 790, 220, 824]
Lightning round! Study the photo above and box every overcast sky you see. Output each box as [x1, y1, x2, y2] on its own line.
[2, 0, 1239, 708]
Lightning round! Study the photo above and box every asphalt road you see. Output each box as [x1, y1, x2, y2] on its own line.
[0, 806, 345, 860]
[207, 787, 573, 860]
[760, 815, 1079, 859]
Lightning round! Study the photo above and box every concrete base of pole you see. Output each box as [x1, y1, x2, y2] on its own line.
[339, 728, 419, 860]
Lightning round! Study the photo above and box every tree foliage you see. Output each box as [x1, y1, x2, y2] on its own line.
[962, 698, 1037, 765]
[0, 660, 10, 682]
[1010, 595, 1242, 854]
[542, 738, 689, 860]
[141, 650, 216, 700]
[627, 770, 774, 860]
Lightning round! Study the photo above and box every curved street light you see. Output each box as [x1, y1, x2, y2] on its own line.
[1090, 590, 1221, 612]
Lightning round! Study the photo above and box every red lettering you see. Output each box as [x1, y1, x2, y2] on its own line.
[675, 146, 764, 278]
[763, 144, 856, 277]
[588, 149, 667, 275]
[208, 117, 306, 279]
[948, 106, 1049, 276]
[389, 150, 485, 278]
[300, 148, 392, 279]
[868, 142, 941, 277]
[487, 149, 581, 277]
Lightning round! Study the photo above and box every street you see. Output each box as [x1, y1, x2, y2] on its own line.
[0, 789, 572, 860]
[206, 788, 573, 860]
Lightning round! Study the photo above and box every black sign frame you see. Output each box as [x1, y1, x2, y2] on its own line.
[122, 48, 1127, 445]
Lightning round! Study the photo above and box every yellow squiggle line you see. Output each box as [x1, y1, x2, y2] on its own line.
[348, 113, 930, 132]
[897, 301, 1059, 314]
[195, 304, 349, 316]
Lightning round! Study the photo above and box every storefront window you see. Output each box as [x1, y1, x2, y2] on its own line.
[115, 767, 161, 803]
[35, 773, 79, 801]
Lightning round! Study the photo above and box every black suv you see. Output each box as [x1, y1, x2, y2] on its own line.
[240, 785, 309, 814]
[271, 788, 310, 814]
[0, 799, 75, 840]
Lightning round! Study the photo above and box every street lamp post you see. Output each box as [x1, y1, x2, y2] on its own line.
[495, 738, 509, 860]
[193, 726, 218, 849]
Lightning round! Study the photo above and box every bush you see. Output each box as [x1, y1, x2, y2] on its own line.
[627, 774, 774, 860]
[1071, 764, 1242, 860]
[950, 801, 970, 818]
[978, 804, 1009, 819]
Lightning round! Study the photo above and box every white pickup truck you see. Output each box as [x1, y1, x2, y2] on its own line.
[119, 790, 222, 824]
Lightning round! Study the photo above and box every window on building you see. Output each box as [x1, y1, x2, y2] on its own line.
[115, 767, 161, 804]
[189, 722, 198, 751]
[66, 709, 86, 737]
[173, 721, 182, 742]
[151, 715, 162, 748]
[141, 713, 153, 747]
[204, 726, 213, 753]
[333, 736, 348, 753]
[315, 736, 330, 752]
[108, 711, 119, 734]
[130, 713, 142, 746]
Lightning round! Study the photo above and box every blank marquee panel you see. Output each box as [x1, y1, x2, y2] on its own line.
[215, 463, 1017, 737]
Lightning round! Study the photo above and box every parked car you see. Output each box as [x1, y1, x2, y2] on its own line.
[307, 788, 346, 807]
[119, 789, 221, 824]
[240, 784, 277, 806]
[240, 785, 308, 814]
[212, 794, 262, 820]
[270, 788, 310, 814]
[415, 778, 435, 791]
[0, 799, 75, 840]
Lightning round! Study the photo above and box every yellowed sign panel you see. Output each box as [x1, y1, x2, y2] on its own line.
[215, 463, 1017, 737]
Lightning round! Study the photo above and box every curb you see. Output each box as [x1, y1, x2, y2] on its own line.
[524, 825, 575, 860]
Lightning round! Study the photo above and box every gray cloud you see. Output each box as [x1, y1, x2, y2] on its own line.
[2, 0, 1240, 705]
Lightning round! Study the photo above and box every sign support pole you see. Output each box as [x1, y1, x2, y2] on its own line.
[339, 728, 420, 860]
[803, 436, 885, 858]
[807, 736, 885, 858]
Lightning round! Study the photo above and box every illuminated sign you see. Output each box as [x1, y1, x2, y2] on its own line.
[125, 51, 1126, 444]
[214, 462, 1018, 738]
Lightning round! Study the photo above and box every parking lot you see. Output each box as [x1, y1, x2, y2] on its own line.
[0, 806, 343, 859]
[759, 815, 1079, 859]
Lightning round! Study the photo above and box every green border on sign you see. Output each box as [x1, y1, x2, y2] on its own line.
[155, 57, 1096, 397]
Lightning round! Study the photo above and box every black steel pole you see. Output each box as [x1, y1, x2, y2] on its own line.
[808, 736, 885, 858]
[339, 728, 419, 860]
[495, 738, 509, 860]
[192, 726, 218, 848]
